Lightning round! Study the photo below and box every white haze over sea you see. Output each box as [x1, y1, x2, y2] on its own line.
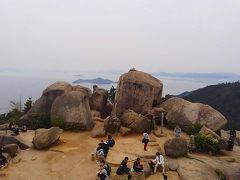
[0, 70, 227, 114]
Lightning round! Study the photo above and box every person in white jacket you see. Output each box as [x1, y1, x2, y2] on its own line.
[152, 152, 164, 173]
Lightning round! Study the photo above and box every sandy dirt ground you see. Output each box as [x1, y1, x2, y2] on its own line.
[0, 128, 187, 180]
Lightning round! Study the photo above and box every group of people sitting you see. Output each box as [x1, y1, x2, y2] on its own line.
[8, 122, 27, 136]
[95, 135, 115, 160]
[95, 135, 115, 180]
[115, 152, 167, 179]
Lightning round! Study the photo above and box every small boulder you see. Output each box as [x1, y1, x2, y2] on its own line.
[104, 116, 121, 134]
[32, 127, 63, 150]
[0, 135, 29, 150]
[3, 144, 19, 157]
[164, 138, 188, 158]
[121, 110, 151, 133]
[167, 159, 179, 171]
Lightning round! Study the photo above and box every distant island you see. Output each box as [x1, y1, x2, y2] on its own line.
[72, 77, 115, 84]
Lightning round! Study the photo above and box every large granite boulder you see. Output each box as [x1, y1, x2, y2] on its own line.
[90, 87, 108, 112]
[32, 127, 63, 149]
[51, 91, 94, 130]
[200, 126, 227, 150]
[72, 85, 92, 97]
[164, 138, 188, 158]
[0, 135, 29, 150]
[161, 97, 227, 132]
[120, 110, 151, 133]
[104, 116, 121, 134]
[18, 81, 72, 128]
[113, 69, 163, 117]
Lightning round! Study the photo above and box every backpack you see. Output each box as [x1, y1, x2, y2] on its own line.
[104, 163, 111, 176]
[108, 139, 115, 147]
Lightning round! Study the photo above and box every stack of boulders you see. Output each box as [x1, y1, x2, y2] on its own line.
[104, 69, 164, 134]
[18, 82, 94, 130]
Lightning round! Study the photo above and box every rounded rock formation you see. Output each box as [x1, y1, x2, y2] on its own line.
[32, 127, 63, 150]
[90, 87, 108, 112]
[161, 97, 227, 132]
[120, 110, 152, 133]
[51, 91, 94, 130]
[164, 138, 188, 158]
[18, 81, 73, 128]
[113, 70, 163, 117]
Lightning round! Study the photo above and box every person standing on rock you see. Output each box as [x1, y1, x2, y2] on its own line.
[174, 126, 181, 137]
[142, 132, 149, 151]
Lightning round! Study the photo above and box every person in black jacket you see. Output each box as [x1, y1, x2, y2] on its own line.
[133, 158, 143, 172]
[116, 157, 130, 175]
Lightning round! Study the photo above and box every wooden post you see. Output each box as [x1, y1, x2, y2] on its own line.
[161, 112, 164, 134]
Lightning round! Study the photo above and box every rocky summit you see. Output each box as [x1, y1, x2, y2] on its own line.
[1, 69, 239, 180]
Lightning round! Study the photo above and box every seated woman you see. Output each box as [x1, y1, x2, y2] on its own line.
[106, 135, 115, 148]
[116, 157, 130, 175]
[133, 158, 143, 172]
[96, 145, 105, 161]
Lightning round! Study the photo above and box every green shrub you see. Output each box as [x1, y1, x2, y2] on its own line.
[166, 121, 176, 130]
[31, 113, 51, 129]
[215, 169, 226, 180]
[52, 118, 86, 131]
[52, 118, 66, 129]
[194, 133, 219, 154]
[186, 124, 203, 135]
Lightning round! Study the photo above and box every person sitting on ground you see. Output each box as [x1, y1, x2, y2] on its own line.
[0, 148, 7, 168]
[174, 125, 181, 137]
[96, 164, 108, 180]
[9, 122, 20, 136]
[100, 160, 111, 176]
[142, 131, 149, 151]
[151, 152, 164, 173]
[99, 140, 109, 157]
[106, 135, 115, 148]
[96, 144, 105, 161]
[133, 158, 143, 172]
[116, 157, 130, 175]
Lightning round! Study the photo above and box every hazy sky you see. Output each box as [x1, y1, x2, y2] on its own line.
[0, 0, 240, 74]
